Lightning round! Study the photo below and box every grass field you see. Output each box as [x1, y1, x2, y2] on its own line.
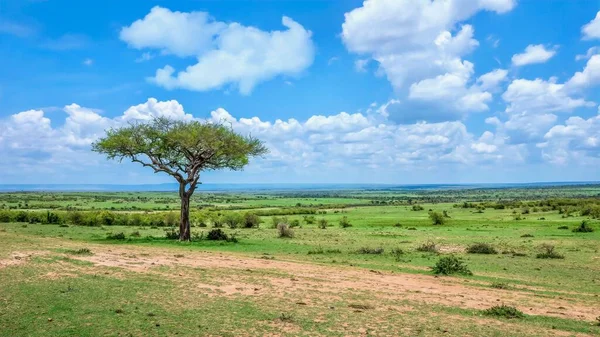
[1, 187, 600, 336]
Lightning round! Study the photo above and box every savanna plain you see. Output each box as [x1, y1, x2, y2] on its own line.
[0, 185, 599, 336]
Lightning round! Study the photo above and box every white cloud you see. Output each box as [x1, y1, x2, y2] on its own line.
[575, 46, 600, 61]
[511, 44, 556, 66]
[120, 7, 315, 95]
[540, 112, 600, 164]
[1, 98, 524, 182]
[341, 0, 515, 90]
[582, 11, 600, 40]
[503, 78, 594, 114]
[476, 68, 508, 92]
[83, 58, 93, 66]
[341, 0, 514, 119]
[565, 54, 600, 90]
[354, 59, 369, 72]
[135, 52, 154, 63]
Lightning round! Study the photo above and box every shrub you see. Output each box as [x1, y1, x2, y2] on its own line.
[318, 218, 328, 229]
[303, 215, 316, 225]
[106, 232, 126, 240]
[356, 247, 384, 254]
[164, 228, 179, 240]
[490, 282, 509, 289]
[411, 205, 424, 211]
[482, 305, 525, 319]
[466, 243, 498, 255]
[416, 241, 438, 253]
[391, 248, 404, 261]
[289, 219, 301, 228]
[557, 226, 569, 230]
[129, 231, 141, 237]
[223, 213, 244, 229]
[572, 220, 594, 233]
[207, 228, 228, 241]
[277, 223, 294, 238]
[520, 234, 534, 238]
[443, 210, 451, 218]
[536, 244, 564, 259]
[242, 212, 261, 228]
[432, 256, 472, 275]
[339, 216, 352, 228]
[66, 248, 93, 255]
[429, 211, 445, 225]
[307, 246, 324, 255]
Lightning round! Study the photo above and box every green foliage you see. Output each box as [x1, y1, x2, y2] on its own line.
[411, 205, 424, 211]
[289, 219, 301, 228]
[356, 247, 384, 254]
[66, 248, 93, 256]
[92, 117, 268, 174]
[303, 215, 316, 224]
[416, 241, 438, 253]
[572, 220, 594, 233]
[490, 282, 509, 289]
[482, 305, 525, 319]
[432, 256, 472, 275]
[466, 243, 498, 254]
[106, 232, 126, 240]
[428, 211, 446, 225]
[164, 228, 180, 240]
[277, 223, 294, 238]
[242, 212, 261, 228]
[223, 213, 244, 229]
[339, 216, 352, 228]
[317, 218, 328, 229]
[536, 244, 564, 259]
[206, 228, 228, 241]
[390, 248, 405, 261]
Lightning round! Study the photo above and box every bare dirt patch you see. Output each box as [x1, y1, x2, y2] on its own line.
[68, 244, 599, 322]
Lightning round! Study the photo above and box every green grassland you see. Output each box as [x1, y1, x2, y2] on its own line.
[1, 186, 600, 336]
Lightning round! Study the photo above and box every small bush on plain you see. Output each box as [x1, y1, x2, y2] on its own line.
[432, 255, 472, 275]
[482, 305, 525, 319]
[277, 223, 294, 238]
[416, 241, 438, 253]
[536, 244, 564, 259]
[466, 243, 498, 254]
[357, 247, 384, 254]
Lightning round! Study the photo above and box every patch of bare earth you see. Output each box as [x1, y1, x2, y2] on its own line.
[68, 244, 599, 322]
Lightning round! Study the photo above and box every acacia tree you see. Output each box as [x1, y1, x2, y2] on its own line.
[92, 117, 267, 241]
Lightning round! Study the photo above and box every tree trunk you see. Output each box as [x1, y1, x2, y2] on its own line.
[179, 191, 191, 241]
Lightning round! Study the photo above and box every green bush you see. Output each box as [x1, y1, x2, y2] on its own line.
[536, 244, 564, 259]
[106, 232, 126, 240]
[318, 218, 328, 229]
[164, 228, 179, 240]
[242, 212, 261, 228]
[356, 247, 384, 254]
[482, 305, 525, 319]
[391, 248, 404, 261]
[428, 211, 446, 225]
[572, 220, 594, 233]
[416, 241, 438, 253]
[432, 256, 472, 275]
[277, 223, 294, 238]
[223, 213, 244, 229]
[466, 243, 498, 254]
[339, 216, 352, 228]
[206, 228, 228, 241]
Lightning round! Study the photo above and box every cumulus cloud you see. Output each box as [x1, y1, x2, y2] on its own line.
[1, 98, 523, 182]
[120, 7, 315, 95]
[540, 112, 600, 164]
[582, 11, 600, 40]
[511, 44, 557, 66]
[341, 0, 515, 119]
[565, 54, 600, 90]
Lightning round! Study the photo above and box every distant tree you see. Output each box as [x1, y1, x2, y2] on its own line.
[92, 117, 267, 241]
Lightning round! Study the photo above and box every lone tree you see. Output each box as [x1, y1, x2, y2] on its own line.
[92, 117, 267, 241]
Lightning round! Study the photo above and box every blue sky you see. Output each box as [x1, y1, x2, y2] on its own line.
[1, 0, 600, 185]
